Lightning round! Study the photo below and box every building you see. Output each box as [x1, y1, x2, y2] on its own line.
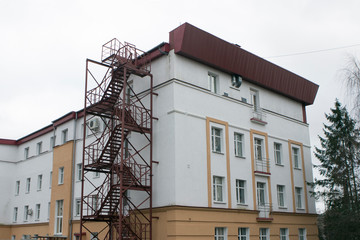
[0, 23, 319, 240]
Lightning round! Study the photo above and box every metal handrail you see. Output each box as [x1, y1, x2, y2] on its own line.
[255, 158, 270, 173]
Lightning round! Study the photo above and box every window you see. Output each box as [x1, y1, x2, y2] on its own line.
[295, 187, 303, 209]
[292, 147, 301, 169]
[55, 200, 64, 234]
[48, 202, 50, 220]
[24, 147, 29, 159]
[24, 205, 29, 221]
[257, 182, 266, 206]
[36, 142, 42, 155]
[50, 171, 53, 188]
[35, 204, 40, 220]
[13, 207, 18, 222]
[50, 136, 56, 149]
[208, 73, 218, 94]
[254, 138, 264, 161]
[91, 195, 98, 211]
[215, 227, 226, 240]
[15, 181, 20, 195]
[234, 133, 244, 157]
[250, 89, 260, 111]
[11, 236, 15, 240]
[299, 228, 306, 240]
[37, 175, 42, 191]
[26, 178, 31, 193]
[211, 127, 223, 153]
[274, 143, 282, 165]
[213, 176, 224, 202]
[75, 199, 81, 216]
[277, 185, 285, 207]
[236, 180, 246, 204]
[62, 129, 68, 144]
[58, 167, 64, 184]
[259, 228, 269, 240]
[238, 228, 249, 240]
[76, 163, 82, 181]
[280, 228, 289, 240]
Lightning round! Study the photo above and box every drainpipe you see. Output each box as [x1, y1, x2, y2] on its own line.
[69, 112, 78, 240]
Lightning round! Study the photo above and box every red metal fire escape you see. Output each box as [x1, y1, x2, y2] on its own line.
[80, 39, 153, 240]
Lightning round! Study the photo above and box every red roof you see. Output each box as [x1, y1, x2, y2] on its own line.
[169, 23, 318, 105]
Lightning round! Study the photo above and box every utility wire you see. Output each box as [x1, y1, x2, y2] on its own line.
[266, 43, 360, 58]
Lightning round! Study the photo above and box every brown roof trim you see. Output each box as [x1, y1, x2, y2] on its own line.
[169, 23, 319, 105]
[0, 139, 17, 145]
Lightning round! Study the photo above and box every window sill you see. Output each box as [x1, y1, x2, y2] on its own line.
[213, 201, 226, 204]
[275, 163, 284, 167]
[25, 192, 30, 194]
[294, 167, 302, 170]
[58, 183, 64, 185]
[278, 206, 287, 209]
[212, 151, 224, 155]
[37, 189, 42, 192]
[236, 203, 248, 206]
[296, 208, 305, 210]
[229, 86, 240, 91]
[235, 155, 245, 159]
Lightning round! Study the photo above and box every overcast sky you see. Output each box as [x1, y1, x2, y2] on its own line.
[1, 0, 360, 211]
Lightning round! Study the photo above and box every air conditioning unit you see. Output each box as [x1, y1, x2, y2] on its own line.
[231, 74, 243, 88]
[89, 118, 100, 131]
[27, 209, 33, 216]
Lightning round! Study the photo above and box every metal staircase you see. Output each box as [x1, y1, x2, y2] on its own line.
[81, 39, 153, 240]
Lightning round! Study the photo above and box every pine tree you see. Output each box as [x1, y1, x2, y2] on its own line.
[311, 100, 360, 240]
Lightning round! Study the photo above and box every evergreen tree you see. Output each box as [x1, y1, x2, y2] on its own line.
[311, 100, 360, 240]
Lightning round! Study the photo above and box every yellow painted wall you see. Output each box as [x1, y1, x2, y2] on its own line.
[0, 225, 11, 240]
[152, 206, 318, 240]
[49, 141, 74, 237]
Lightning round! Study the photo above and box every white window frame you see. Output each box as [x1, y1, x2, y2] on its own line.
[238, 227, 249, 240]
[208, 72, 219, 94]
[58, 167, 64, 185]
[75, 198, 81, 216]
[24, 205, 29, 222]
[236, 179, 246, 205]
[24, 147, 29, 159]
[36, 141, 42, 155]
[13, 207, 18, 222]
[62, 129, 68, 144]
[35, 204, 40, 220]
[254, 138, 264, 161]
[215, 227, 227, 240]
[213, 176, 225, 203]
[292, 147, 301, 169]
[211, 127, 223, 153]
[234, 133, 244, 157]
[91, 195, 98, 212]
[15, 180, 20, 195]
[55, 200, 64, 234]
[259, 228, 269, 240]
[257, 182, 266, 206]
[277, 185, 286, 208]
[26, 178, 31, 193]
[250, 89, 260, 111]
[280, 228, 289, 240]
[295, 187, 303, 209]
[76, 163, 82, 181]
[11, 236, 15, 240]
[37, 174, 42, 191]
[299, 228, 307, 240]
[274, 142, 282, 165]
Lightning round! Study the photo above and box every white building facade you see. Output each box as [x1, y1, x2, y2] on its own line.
[0, 23, 319, 240]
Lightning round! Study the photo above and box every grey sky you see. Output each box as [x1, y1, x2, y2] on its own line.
[1, 0, 360, 211]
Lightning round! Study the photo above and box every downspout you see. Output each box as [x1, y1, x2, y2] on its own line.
[69, 112, 78, 240]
